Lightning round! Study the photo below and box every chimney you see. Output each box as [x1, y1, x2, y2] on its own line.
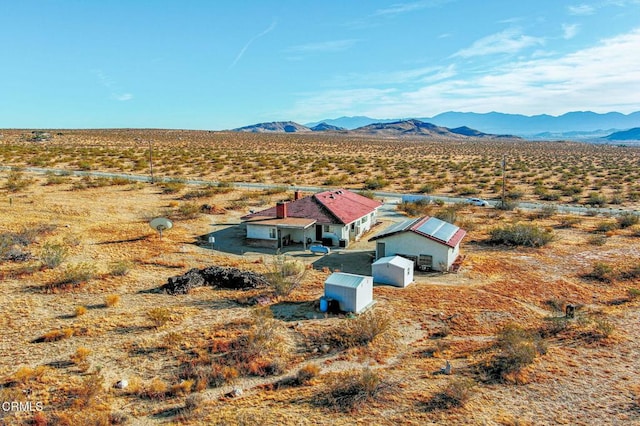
[276, 201, 287, 218]
[294, 190, 301, 201]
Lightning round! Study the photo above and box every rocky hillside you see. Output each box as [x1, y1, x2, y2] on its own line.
[606, 127, 640, 140]
[233, 121, 312, 133]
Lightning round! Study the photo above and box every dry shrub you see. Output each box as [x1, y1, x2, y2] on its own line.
[424, 377, 477, 411]
[74, 306, 88, 317]
[576, 312, 616, 343]
[47, 262, 96, 291]
[161, 181, 186, 194]
[314, 368, 393, 412]
[296, 364, 320, 385]
[265, 254, 306, 296]
[147, 307, 172, 328]
[176, 202, 201, 219]
[109, 260, 131, 276]
[72, 372, 105, 408]
[583, 262, 615, 283]
[39, 241, 68, 268]
[105, 294, 120, 307]
[12, 365, 48, 384]
[33, 327, 75, 343]
[488, 223, 555, 247]
[70, 347, 91, 365]
[336, 309, 392, 348]
[397, 199, 432, 217]
[555, 215, 581, 229]
[617, 212, 639, 228]
[478, 323, 546, 383]
[170, 379, 194, 396]
[142, 377, 169, 399]
[587, 234, 607, 246]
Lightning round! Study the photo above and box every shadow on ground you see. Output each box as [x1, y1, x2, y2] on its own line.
[311, 250, 375, 275]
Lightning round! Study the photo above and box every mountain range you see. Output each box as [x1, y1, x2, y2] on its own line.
[232, 119, 516, 140]
[305, 111, 640, 140]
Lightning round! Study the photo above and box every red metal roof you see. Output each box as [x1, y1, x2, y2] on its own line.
[241, 189, 381, 225]
[313, 189, 382, 224]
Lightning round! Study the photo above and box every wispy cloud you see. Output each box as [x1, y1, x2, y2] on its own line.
[287, 39, 359, 53]
[230, 20, 277, 69]
[93, 70, 133, 101]
[568, 4, 596, 15]
[290, 28, 640, 120]
[372, 0, 452, 16]
[328, 65, 457, 87]
[453, 29, 544, 58]
[562, 23, 579, 39]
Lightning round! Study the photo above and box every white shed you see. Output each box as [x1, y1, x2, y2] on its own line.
[324, 272, 373, 313]
[372, 255, 414, 287]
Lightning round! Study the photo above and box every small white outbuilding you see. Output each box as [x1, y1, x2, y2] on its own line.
[372, 255, 414, 288]
[324, 272, 373, 313]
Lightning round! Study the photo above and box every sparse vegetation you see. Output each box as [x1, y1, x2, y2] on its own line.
[478, 323, 546, 383]
[424, 377, 477, 410]
[314, 368, 393, 412]
[147, 307, 172, 328]
[488, 223, 555, 247]
[1, 130, 639, 424]
[39, 241, 68, 268]
[265, 254, 307, 296]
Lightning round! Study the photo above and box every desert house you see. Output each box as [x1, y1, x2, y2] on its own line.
[369, 216, 466, 272]
[372, 255, 414, 287]
[323, 272, 374, 314]
[241, 189, 382, 249]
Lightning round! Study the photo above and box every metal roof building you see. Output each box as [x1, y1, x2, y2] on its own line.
[369, 217, 466, 272]
[372, 255, 414, 287]
[324, 272, 373, 313]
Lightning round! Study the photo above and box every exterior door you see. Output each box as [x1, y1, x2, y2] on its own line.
[315, 225, 323, 241]
[376, 242, 385, 259]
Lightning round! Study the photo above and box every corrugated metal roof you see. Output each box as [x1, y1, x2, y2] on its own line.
[325, 272, 369, 288]
[372, 255, 414, 268]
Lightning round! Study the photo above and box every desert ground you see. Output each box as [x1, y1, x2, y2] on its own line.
[0, 130, 639, 425]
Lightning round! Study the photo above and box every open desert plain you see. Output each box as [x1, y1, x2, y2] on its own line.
[1, 129, 639, 425]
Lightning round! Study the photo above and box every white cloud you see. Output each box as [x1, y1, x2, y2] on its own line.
[562, 23, 579, 39]
[568, 4, 596, 15]
[287, 39, 359, 53]
[114, 93, 133, 101]
[453, 29, 544, 58]
[290, 28, 640, 119]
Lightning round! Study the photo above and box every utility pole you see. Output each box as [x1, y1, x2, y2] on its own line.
[148, 140, 154, 184]
[501, 155, 506, 208]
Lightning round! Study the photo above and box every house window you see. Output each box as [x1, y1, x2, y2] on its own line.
[362, 215, 368, 223]
[269, 228, 276, 239]
[350, 223, 355, 231]
[323, 225, 330, 232]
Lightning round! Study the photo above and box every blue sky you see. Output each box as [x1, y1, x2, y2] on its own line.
[2, 0, 640, 129]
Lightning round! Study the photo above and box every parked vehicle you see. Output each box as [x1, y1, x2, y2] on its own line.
[466, 197, 489, 207]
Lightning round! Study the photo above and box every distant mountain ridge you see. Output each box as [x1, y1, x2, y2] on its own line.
[232, 119, 515, 139]
[606, 127, 640, 141]
[306, 111, 640, 139]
